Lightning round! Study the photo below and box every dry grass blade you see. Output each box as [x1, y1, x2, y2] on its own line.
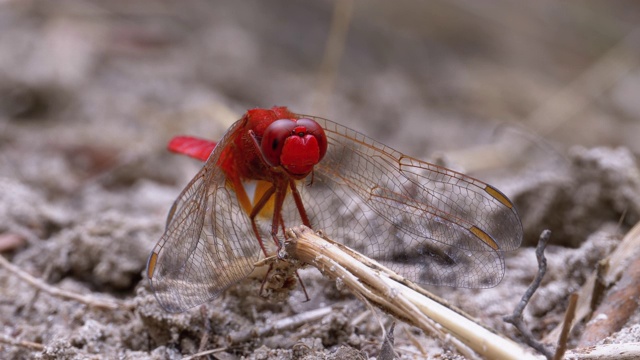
[0, 334, 44, 352]
[282, 226, 537, 360]
[228, 306, 335, 344]
[564, 343, 640, 360]
[312, 0, 355, 114]
[553, 293, 579, 360]
[0, 254, 123, 311]
[181, 347, 226, 360]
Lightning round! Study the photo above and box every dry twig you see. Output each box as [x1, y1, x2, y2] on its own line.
[280, 226, 536, 360]
[564, 342, 640, 360]
[504, 229, 554, 359]
[312, 0, 355, 114]
[0, 334, 44, 352]
[228, 306, 336, 344]
[553, 293, 579, 360]
[181, 347, 226, 360]
[0, 254, 123, 310]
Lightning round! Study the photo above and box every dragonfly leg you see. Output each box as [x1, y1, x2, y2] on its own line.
[250, 220, 269, 257]
[269, 182, 289, 249]
[248, 129, 292, 250]
[249, 184, 277, 257]
[249, 180, 291, 253]
[258, 261, 275, 297]
[248, 129, 276, 168]
[289, 179, 312, 227]
[295, 269, 310, 302]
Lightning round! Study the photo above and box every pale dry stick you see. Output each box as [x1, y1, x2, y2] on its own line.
[198, 306, 212, 353]
[360, 291, 388, 340]
[0, 334, 44, 352]
[283, 226, 537, 360]
[564, 343, 640, 360]
[350, 309, 372, 327]
[228, 306, 335, 344]
[312, 0, 355, 115]
[283, 230, 446, 336]
[284, 229, 478, 359]
[402, 325, 428, 355]
[181, 347, 226, 360]
[0, 255, 123, 310]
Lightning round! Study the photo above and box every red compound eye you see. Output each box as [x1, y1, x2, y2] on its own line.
[296, 118, 327, 161]
[260, 117, 327, 176]
[260, 119, 297, 167]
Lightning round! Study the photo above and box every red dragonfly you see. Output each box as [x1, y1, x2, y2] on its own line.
[147, 106, 522, 312]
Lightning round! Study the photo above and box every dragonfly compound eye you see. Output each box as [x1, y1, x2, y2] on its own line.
[296, 118, 327, 161]
[279, 118, 327, 176]
[261, 118, 327, 177]
[261, 118, 297, 167]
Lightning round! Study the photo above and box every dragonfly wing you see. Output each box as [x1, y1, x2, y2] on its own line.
[146, 121, 260, 312]
[295, 116, 523, 288]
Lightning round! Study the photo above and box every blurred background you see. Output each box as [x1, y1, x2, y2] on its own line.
[1, 0, 640, 358]
[2, 0, 639, 244]
[2, 0, 639, 160]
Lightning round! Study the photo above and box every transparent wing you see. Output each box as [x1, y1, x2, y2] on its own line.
[281, 115, 523, 288]
[146, 120, 260, 312]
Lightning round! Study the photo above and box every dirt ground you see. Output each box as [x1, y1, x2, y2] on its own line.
[2, 1, 640, 359]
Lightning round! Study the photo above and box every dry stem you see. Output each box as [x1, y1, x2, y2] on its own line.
[282, 226, 536, 360]
[0, 254, 123, 311]
[0, 334, 44, 352]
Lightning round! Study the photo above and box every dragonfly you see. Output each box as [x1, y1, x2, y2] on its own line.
[146, 106, 523, 312]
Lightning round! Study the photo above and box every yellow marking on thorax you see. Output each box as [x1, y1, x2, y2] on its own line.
[252, 180, 276, 219]
[232, 179, 280, 219]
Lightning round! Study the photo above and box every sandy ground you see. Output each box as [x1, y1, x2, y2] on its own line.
[1, 1, 640, 359]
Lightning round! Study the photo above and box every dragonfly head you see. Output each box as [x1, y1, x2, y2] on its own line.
[261, 118, 327, 177]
